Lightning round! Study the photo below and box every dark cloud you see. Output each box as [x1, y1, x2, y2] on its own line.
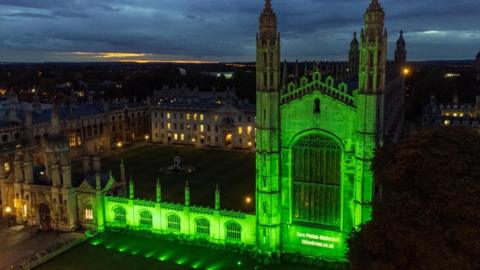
[6, 12, 56, 19]
[0, 0, 478, 62]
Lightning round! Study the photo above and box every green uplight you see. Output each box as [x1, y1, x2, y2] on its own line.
[144, 251, 156, 258]
[206, 262, 223, 270]
[158, 251, 173, 262]
[118, 246, 129, 252]
[90, 239, 103, 246]
[191, 261, 203, 269]
[175, 256, 188, 265]
[236, 260, 242, 266]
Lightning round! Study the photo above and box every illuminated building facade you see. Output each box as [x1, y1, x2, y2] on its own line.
[0, 95, 149, 229]
[423, 94, 480, 128]
[0, 105, 124, 231]
[0, 93, 149, 164]
[423, 51, 480, 128]
[151, 86, 255, 149]
[255, 0, 405, 259]
[1, 0, 406, 263]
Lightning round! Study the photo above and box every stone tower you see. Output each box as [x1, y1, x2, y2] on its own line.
[349, 32, 359, 79]
[356, 0, 387, 225]
[395, 30, 407, 65]
[255, 0, 281, 253]
[44, 102, 78, 229]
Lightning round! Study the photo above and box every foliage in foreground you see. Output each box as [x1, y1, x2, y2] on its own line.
[348, 127, 480, 270]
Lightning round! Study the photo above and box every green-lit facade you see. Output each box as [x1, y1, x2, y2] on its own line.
[89, 0, 404, 262]
[255, 0, 389, 259]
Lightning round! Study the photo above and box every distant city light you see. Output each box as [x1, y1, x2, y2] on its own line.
[144, 135, 149, 140]
[245, 196, 252, 204]
[403, 68, 411, 76]
[444, 73, 460, 78]
[5, 206, 12, 213]
[117, 142, 123, 148]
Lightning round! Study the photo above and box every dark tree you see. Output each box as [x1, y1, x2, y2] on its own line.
[348, 127, 480, 270]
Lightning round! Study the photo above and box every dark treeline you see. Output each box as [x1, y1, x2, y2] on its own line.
[0, 62, 256, 103]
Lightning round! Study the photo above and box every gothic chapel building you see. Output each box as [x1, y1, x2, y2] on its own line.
[255, 0, 406, 258]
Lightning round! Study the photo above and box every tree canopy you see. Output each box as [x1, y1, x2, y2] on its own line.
[348, 127, 480, 270]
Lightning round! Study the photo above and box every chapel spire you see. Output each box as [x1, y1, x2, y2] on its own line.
[265, 0, 272, 9]
[360, 0, 387, 93]
[395, 30, 407, 65]
[256, 0, 280, 92]
[259, 0, 277, 41]
[349, 32, 359, 79]
[364, 0, 385, 40]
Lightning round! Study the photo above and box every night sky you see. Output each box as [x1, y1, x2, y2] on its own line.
[0, 0, 478, 63]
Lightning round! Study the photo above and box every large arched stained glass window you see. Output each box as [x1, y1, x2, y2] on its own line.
[292, 134, 341, 227]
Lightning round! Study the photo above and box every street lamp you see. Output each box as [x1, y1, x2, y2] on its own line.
[5, 206, 13, 227]
[403, 67, 411, 76]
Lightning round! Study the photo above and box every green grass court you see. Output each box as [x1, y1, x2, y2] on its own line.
[37, 147, 342, 270]
[101, 145, 256, 212]
[35, 232, 326, 270]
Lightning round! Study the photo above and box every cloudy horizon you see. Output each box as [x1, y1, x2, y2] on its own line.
[0, 0, 479, 63]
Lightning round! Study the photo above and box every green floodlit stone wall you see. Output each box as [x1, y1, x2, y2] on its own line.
[254, 0, 386, 261]
[101, 196, 257, 246]
[277, 91, 357, 259]
[90, 0, 388, 263]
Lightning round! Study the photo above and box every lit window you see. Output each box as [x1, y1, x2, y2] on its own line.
[200, 114, 204, 121]
[181, 134, 185, 141]
[76, 135, 82, 146]
[444, 120, 451, 126]
[114, 207, 126, 223]
[174, 133, 178, 140]
[200, 124, 204, 132]
[4, 162, 10, 172]
[247, 126, 252, 135]
[69, 134, 76, 147]
[460, 113, 464, 117]
[85, 208, 93, 220]
[167, 123, 171, 130]
[196, 218, 210, 236]
[186, 113, 191, 120]
[194, 113, 198, 120]
[225, 222, 242, 241]
[167, 112, 171, 119]
[214, 115, 219, 122]
[238, 127, 243, 135]
[139, 211, 152, 228]
[453, 113, 458, 117]
[167, 214, 181, 232]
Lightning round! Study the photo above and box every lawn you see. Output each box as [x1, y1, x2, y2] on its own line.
[35, 232, 328, 270]
[100, 145, 256, 212]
